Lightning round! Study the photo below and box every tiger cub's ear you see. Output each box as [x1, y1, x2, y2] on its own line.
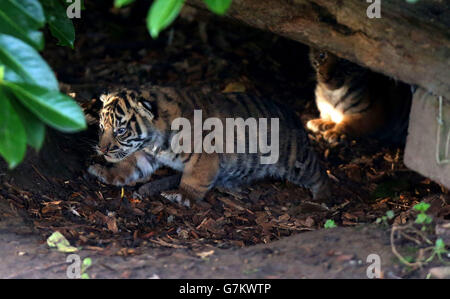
[138, 97, 158, 120]
[99, 94, 109, 103]
[140, 99, 152, 111]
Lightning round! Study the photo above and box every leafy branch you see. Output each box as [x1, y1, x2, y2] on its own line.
[114, 0, 233, 38]
[0, 0, 86, 168]
[0, 0, 230, 168]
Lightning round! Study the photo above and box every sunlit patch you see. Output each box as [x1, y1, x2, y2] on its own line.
[317, 101, 344, 124]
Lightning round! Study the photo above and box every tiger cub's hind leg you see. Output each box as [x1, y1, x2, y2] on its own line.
[287, 143, 331, 202]
[88, 152, 161, 186]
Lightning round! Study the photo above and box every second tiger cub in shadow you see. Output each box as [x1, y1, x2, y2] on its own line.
[308, 48, 412, 144]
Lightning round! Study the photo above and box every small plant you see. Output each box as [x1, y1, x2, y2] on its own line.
[376, 210, 395, 226]
[391, 229, 449, 268]
[81, 257, 92, 279]
[425, 238, 450, 264]
[324, 219, 337, 229]
[413, 202, 432, 227]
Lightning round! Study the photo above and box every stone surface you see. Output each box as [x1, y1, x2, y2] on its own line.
[404, 88, 450, 189]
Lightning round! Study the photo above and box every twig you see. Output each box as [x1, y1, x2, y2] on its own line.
[390, 224, 437, 268]
[390, 225, 423, 268]
[31, 164, 49, 183]
[149, 238, 187, 249]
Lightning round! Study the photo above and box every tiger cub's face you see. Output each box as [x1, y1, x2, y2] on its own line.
[96, 90, 158, 163]
[309, 49, 340, 87]
[309, 48, 365, 90]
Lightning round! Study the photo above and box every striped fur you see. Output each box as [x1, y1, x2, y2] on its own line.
[88, 86, 330, 200]
[307, 48, 412, 144]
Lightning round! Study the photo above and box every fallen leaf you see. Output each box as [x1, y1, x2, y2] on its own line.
[196, 250, 215, 258]
[47, 232, 78, 253]
[222, 82, 246, 93]
[107, 216, 119, 233]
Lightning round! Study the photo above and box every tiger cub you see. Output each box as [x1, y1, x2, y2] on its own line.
[88, 86, 330, 201]
[307, 48, 412, 144]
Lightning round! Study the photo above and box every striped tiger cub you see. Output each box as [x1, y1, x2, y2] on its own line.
[88, 86, 330, 201]
[307, 48, 412, 144]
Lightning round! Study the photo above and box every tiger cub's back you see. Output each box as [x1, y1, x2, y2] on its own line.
[153, 88, 329, 197]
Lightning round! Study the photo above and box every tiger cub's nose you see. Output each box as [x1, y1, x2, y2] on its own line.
[100, 145, 110, 154]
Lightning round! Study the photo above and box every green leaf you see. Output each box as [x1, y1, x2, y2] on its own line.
[0, 0, 45, 50]
[10, 97, 45, 150]
[0, 88, 27, 168]
[4, 81, 86, 132]
[203, 0, 232, 15]
[324, 219, 337, 229]
[414, 202, 430, 212]
[6, 0, 45, 26]
[147, 0, 184, 38]
[46, 231, 78, 253]
[83, 257, 92, 268]
[41, 0, 75, 48]
[0, 34, 58, 90]
[81, 257, 92, 276]
[386, 210, 395, 220]
[435, 238, 446, 253]
[114, 0, 135, 8]
[415, 213, 432, 225]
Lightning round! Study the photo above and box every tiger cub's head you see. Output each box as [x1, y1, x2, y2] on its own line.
[309, 48, 366, 90]
[95, 89, 159, 162]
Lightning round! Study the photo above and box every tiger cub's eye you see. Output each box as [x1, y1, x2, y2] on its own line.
[116, 127, 127, 136]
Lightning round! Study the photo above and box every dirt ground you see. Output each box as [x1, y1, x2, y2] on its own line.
[0, 199, 406, 279]
[0, 2, 449, 279]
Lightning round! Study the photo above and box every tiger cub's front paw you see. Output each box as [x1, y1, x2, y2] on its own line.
[307, 119, 346, 144]
[160, 190, 191, 207]
[322, 128, 346, 144]
[306, 118, 336, 133]
[88, 164, 136, 186]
